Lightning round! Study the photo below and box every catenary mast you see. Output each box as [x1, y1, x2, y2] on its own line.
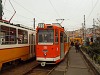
[0, 0, 2, 20]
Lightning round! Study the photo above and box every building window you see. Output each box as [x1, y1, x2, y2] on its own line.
[18, 29, 28, 44]
[0, 25, 16, 45]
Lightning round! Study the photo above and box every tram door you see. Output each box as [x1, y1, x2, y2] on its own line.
[60, 32, 64, 59]
[29, 34, 35, 57]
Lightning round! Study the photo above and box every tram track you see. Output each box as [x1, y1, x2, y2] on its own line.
[24, 64, 56, 75]
[1, 57, 65, 75]
[1, 58, 38, 75]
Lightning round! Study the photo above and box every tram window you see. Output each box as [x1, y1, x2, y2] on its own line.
[0, 25, 17, 45]
[0, 32, 5, 44]
[18, 29, 28, 44]
[55, 30, 58, 43]
[38, 30, 54, 43]
[64, 34, 67, 42]
[38, 34, 43, 42]
[60, 32, 63, 43]
[68, 37, 69, 42]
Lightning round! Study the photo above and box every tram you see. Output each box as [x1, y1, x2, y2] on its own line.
[36, 23, 70, 66]
[0, 0, 36, 70]
[0, 21, 36, 70]
[70, 37, 83, 45]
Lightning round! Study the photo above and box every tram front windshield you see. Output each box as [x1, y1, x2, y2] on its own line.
[38, 30, 54, 43]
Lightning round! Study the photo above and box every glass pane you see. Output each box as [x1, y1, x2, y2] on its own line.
[38, 30, 54, 43]
[18, 29, 28, 44]
[1, 25, 16, 44]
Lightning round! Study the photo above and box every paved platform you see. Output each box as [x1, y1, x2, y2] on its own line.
[50, 47, 95, 75]
[65, 47, 94, 75]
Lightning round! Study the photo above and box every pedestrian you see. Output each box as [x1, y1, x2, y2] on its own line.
[71, 41, 74, 47]
[75, 41, 80, 53]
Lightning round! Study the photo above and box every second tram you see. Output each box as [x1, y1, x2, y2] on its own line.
[0, 21, 36, 70]
[70, 37, 83, 45]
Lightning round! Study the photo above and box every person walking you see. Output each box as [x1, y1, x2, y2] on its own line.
[71, 41, 74, 47]
[75, 41, 80, 53]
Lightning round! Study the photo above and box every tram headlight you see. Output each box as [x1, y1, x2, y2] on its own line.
[44, 52, 47, 56]
[44, 53, 47, 56]
[43, 50, 48, 56]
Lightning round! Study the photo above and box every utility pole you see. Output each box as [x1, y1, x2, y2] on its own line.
[82, 23, 84, 40]
[97, 18, 100, 37]
[83, 15, 86, 45]
[93, 18, 96, 43]
[0, 0, 2, 20]
[33, 18, 35, 29]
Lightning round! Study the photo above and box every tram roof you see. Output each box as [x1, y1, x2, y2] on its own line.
[0, 21, 35, 31]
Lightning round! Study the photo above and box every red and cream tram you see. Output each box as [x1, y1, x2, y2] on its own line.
[36, 23, 70, 66]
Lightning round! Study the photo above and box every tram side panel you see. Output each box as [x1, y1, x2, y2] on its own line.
[64, 34, 70, 55]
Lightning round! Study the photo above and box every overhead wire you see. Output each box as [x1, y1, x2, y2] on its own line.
[8, 0, 16, 22]
[12, 0, 44, 22]
[2, 0, 32, 22]
[9, 0, 16, 11]
[3, 14, 34, 27]
[86, 0, 99, 20]
[3, 8, 33, 22]
[2, 0, 61, 23]
[48, 0, 61, 19]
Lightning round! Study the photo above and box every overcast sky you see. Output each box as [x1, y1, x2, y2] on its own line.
[2, 0, 100, 31]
